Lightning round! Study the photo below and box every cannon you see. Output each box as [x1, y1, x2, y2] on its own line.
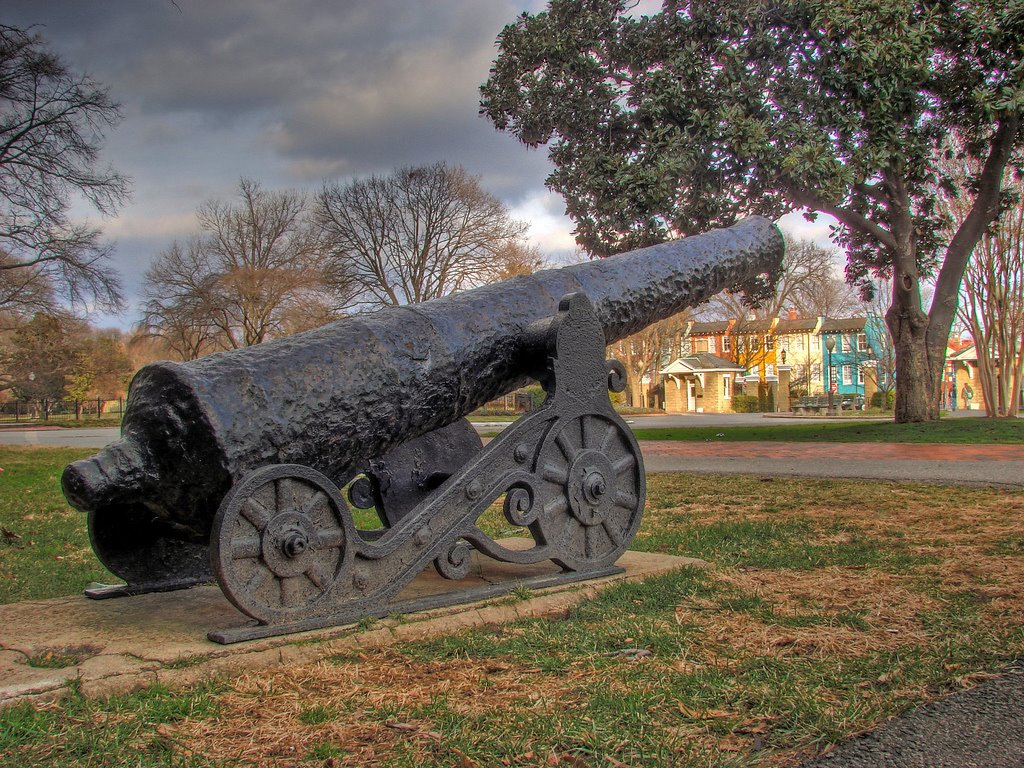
[63, 217, 783, 642]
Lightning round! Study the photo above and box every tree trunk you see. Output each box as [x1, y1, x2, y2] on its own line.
[887, 296, 937, 422]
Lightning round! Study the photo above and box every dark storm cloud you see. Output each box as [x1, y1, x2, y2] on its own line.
[2, 0, 548, 189]
[1, 0, 562, 325]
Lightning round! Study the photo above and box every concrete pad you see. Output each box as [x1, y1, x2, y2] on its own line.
[0, 542, 703, 708]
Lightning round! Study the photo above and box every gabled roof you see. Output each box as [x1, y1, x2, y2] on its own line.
[950, 344, 977, 361]
[775, 317, 820, 334]
[731, 318, 776, 334]
[821, 317, 867, 333]
[661, 353, 745, 375]
[687, 320, 731, 335]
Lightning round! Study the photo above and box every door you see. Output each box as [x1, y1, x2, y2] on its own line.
[687, 380, 697, 412]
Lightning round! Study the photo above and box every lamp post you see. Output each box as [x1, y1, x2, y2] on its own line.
[825, 335, 836, 416]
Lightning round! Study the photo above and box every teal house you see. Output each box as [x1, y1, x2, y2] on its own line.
[819, 316, 888, 399]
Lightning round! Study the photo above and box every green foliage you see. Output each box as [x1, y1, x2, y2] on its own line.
[871, 390, 897, 409]
[482, 0, 1020, 266]
[730, 393, 761, 413]
[482, 0, 1024, 420]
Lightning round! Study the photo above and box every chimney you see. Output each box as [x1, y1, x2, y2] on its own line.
[788, 309, 798, 321]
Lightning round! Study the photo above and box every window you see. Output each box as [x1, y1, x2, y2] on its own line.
[854, 366, 861, 385]
[842, 365, 852, 385]
[708, 336, 716, 354]
[752, 336, 761, 352]
[796, 336, 805, 351]
[736, 337, 745, 353]
[765, 336, 775, 351]
[857, 333, 869, 352]
[812, 363, 822, 380]
[680, 338, 692, 355]
[723, 375, 732, 400]
[766, 364, 775, 376]
[721, 335, 731, 352]
[781, 337, 790, 352]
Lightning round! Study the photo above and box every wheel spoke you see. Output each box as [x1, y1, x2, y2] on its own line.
[584, 524, 595, 559]
[614, 490, 638, 511]
[277, 478, 300, 514]
[318, 527, 345, 548]
[241, 496, 273, 530]
[600, 423, 617, 454]
[300, 487, 325, 517]
[542, 462, 569, 485]
[602, 518, 623, 546]
[556, 430, 577, 460]
[305, 565, 328, 591]
[242, 566, 270, 597]
[613, 455, 635, 475]
[280, 575, 304, 607]
[543, 496, 568, 517]
[232, 535, 261, 560]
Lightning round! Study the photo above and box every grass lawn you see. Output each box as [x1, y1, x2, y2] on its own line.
[2, 449, 1024, 766]
[0, 447, 117, 602]
[632, 417, 1024, 444]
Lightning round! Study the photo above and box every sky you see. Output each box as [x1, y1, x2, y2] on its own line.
[3, 0, 833, 330]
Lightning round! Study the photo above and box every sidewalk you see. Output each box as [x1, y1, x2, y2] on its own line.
[641, 440, 1024, 488]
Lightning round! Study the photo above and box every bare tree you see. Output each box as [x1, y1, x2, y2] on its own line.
[937, 141, 1024, 417]
[707, 233, 853, 323]
[142, 180, 332, 354]
[864, 279, 897, 409]
[314, 163, 531, 306]
[0, 250, 57, 328]
[958, 205, 1024, 417]
[609, 314, 689, 408]
[785, 240, 864, 319]
[139, 239, 222, 360]
[0, 24, 129, 314]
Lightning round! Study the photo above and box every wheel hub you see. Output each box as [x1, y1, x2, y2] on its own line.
[261, 511, 318, 578]
[567, 449, 614, 526]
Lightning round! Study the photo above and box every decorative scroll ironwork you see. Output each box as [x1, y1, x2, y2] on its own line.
[207, 292, 646, 641]
[60, 218, 785, 639]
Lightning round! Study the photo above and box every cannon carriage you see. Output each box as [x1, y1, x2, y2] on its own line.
[62, 217, 783, 642]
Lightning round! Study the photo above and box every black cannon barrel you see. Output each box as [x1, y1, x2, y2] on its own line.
[63, 216, 783, 539]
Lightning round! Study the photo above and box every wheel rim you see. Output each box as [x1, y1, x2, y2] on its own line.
[535, 413, 644, 570]
[212, 465, 352, 624]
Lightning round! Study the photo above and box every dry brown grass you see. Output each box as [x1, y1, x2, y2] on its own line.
[115, 477, 1024, 767]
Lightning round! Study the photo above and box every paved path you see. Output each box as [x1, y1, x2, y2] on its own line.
[801, 666, 1024, 767]
[642, 440, 1024, 488]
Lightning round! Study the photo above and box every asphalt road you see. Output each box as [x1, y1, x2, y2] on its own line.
[801, 665, 1024, 768]
[9, 411, 1017, 488]
[0, 410, 992, 448]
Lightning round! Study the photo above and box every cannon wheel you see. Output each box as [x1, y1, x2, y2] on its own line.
[211, 464, 354, 624]
[536, 412, 645, 572]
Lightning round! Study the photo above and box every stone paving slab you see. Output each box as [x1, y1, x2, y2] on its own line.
[0, 543, 702, 708]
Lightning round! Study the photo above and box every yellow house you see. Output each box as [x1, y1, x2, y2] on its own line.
[661, 353, 745, 413]
[775, 314, 824, 394]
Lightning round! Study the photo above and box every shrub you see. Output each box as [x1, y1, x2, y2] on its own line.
[731, 394, 761, 413]
[871, 390, 895, 410]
